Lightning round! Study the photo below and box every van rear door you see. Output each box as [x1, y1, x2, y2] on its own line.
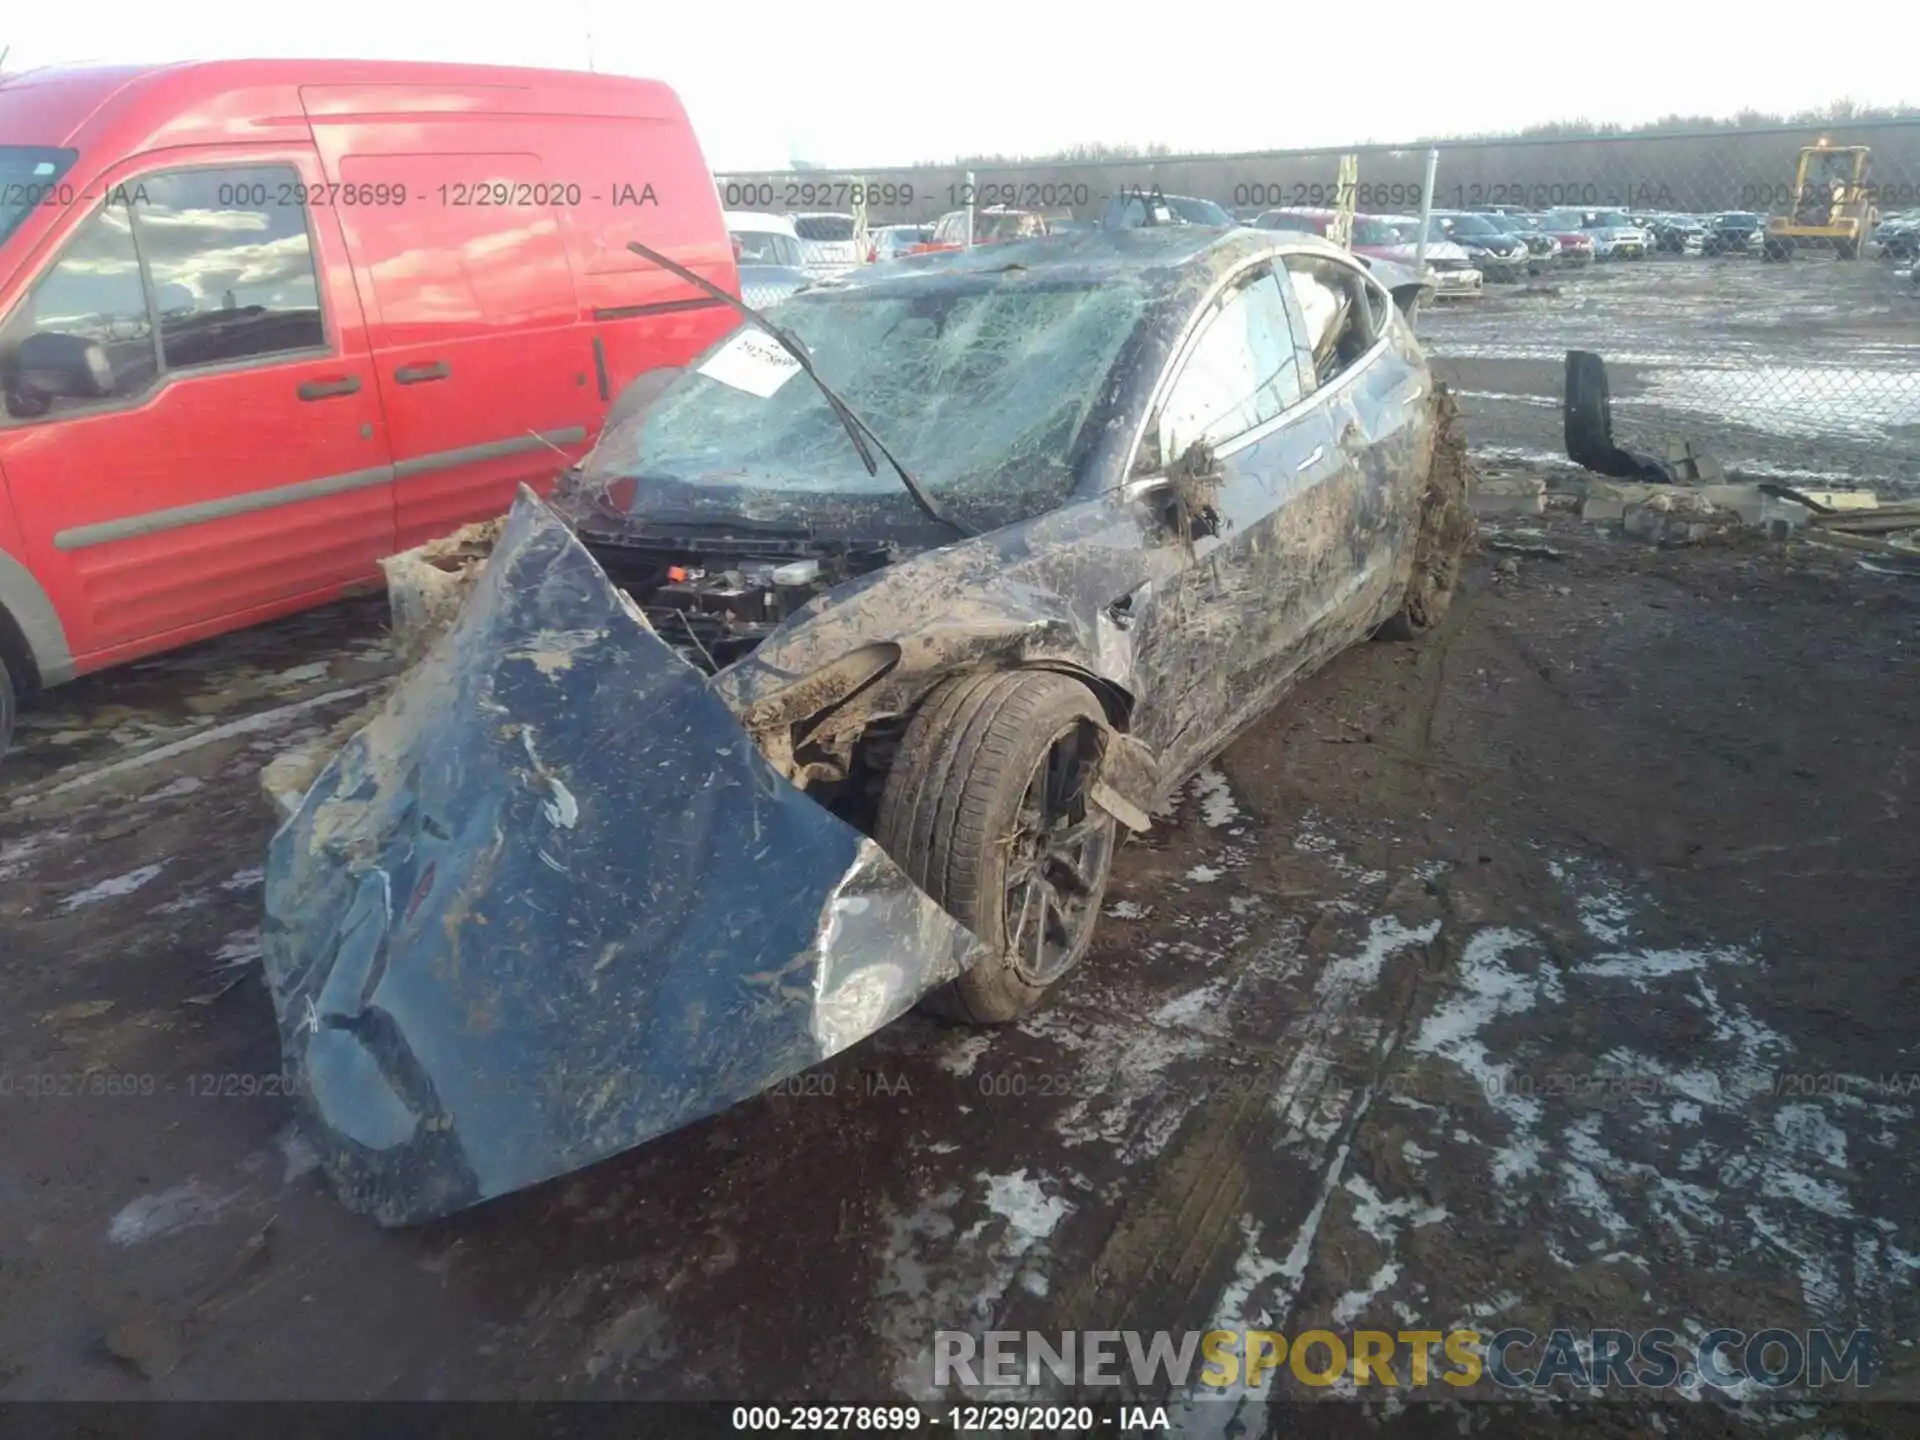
[0, 151, 394, 667]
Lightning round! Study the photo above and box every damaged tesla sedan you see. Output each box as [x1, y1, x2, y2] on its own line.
[262, 225, 1472, 1225]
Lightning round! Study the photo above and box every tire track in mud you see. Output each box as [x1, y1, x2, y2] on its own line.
[1029, 852, 1458, 1364]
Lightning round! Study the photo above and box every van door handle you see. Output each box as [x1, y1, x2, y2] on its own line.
[297, 375, 362, 401]
[393, 361, 450, 385]
[1295, 445, 1326, 472]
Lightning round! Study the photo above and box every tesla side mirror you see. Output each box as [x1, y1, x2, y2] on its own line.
[1133, 439, 1223, 542]
[8, 331, 114, 401]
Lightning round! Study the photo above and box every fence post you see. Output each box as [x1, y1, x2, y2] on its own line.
[1330, 153, 1358, 251]
[1411, 147, 1440, 334]
[1414, 147, 1439, 273]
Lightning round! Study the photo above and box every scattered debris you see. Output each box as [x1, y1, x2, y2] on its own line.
[1622, 489, 1743, 547]
[1564, 350, 1722, 484]
[1485, 536, 1565, 561]
[103, 1218, 276, 1382]
[1470, 474, 1545, 518]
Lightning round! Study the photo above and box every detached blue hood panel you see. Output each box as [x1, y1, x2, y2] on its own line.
[262, 492, 982, 1225]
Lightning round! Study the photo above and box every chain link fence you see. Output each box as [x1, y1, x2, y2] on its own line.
[718, 118, 1920, 492]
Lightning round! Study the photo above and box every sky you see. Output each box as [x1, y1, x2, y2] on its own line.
[3, 4, 1914, 172]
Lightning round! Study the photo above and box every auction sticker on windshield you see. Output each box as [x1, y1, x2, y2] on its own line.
[698, 328, 803, 398]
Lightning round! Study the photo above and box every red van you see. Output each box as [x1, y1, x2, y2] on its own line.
[0, 60, 739, 754]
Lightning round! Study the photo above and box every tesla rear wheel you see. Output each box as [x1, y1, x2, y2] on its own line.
[1378, 385, 1476, 642]
[877, 670, 1117, 1025]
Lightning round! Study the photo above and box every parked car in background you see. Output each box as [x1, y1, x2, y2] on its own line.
[1424, 213, 1529, 281]
[1870, 211, 1920, 261]
[1476, 212, 1556, 273]
[1703, 212, 1767, 256]
[915, 206, 1051, 253]
[867, 225, 934, 263]
[1542, 208, 1649, 259]
[1646, 213, 1708, 255]
[1101, 191, 1234, 228]
[1254, 208, 1409, 261]
[1371, 215, 1485, 297]
[725, 212, 813, 309]
[790, 212, 864, 277]
[0, 59, 736, 757]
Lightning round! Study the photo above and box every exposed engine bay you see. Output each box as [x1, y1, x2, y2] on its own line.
[584, 536, 899, 673]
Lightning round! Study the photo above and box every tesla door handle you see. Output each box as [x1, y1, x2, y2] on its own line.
[297, 375, 362, 401]
[393, 361, 451, 385]
[1295, 445, 1327, 472]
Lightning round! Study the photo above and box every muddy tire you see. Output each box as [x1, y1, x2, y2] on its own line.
[1376, 382, 1477, 642]
[876, 670, 1117, 1025]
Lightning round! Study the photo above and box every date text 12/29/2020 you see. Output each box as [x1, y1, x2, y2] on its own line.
[727, 1405, 1172, 1432]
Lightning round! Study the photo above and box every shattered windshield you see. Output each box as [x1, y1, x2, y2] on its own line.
[584, 272, 1149, 527]
[0, 146, 80, 248]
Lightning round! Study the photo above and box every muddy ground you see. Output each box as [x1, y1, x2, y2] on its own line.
[1424, 251, 1920, 495]
[3, 493, 1916, 1435]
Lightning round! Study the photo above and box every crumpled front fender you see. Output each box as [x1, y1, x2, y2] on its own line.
[262, 490, 985, 1226]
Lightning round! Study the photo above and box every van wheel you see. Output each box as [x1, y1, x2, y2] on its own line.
[876, 670, 1116, 1025]
[0, 655, 16, 760]
[1379, 385, 1476, 641]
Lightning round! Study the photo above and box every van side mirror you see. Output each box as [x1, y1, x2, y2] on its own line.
[4, 332, 115, 411]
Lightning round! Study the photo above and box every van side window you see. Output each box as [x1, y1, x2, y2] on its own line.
[0, 200, 159, 421]
[131, 167, 325, 370]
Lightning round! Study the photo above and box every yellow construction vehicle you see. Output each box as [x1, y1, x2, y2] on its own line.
[1764, 138, 1877, 260]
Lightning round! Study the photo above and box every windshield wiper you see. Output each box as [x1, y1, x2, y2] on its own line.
[623, 239, 975, 539]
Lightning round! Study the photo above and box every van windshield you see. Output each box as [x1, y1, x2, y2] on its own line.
[0, 147, 81, 247]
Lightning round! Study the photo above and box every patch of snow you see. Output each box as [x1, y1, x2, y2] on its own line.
[938, 1035, 993, 1078]
[139, 776, 204, 803]
[1188, 767, 1243, 829]
[59, 863, 165, 912]
[107, 1179, 243, 1245]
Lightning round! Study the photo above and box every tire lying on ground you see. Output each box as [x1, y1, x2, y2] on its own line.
[1376, 382, 1478, 641]
[876, 669, 1118, 1024]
